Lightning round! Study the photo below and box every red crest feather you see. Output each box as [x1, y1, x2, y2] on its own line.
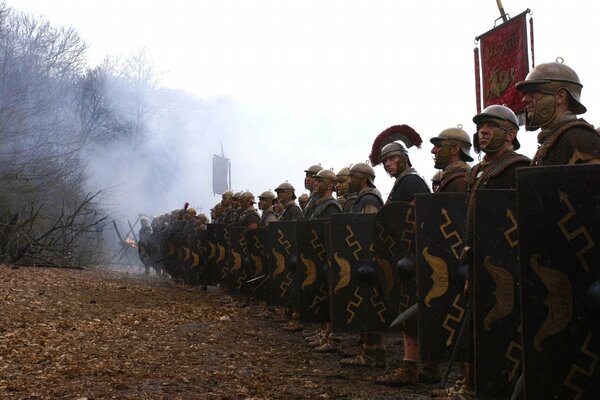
[369, 124, 423, 165]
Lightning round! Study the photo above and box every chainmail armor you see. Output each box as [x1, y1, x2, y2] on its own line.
[533, 117, 600, 166]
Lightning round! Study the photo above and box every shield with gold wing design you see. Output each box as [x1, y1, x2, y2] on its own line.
[180, 223, 197, 285]
[267, 221, 298, 307]
[204, 224, 221, 286]
[226, 226, 250, 294]
[189, 229, 209, 286]
[296, 219, 330, 324]
[518, 165, 600, 400]
[244, 227, 269, 300]
[373, 201, 418, 333]
[414, 193, 468, 362]
[213, 224, 230, 285]
[330, 213, 385, 333]
[473, 189, 522, 397]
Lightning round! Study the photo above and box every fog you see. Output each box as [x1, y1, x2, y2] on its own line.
[10, 0, 600, 227]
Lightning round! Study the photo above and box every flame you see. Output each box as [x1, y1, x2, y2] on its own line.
[124, 237, 138, 248]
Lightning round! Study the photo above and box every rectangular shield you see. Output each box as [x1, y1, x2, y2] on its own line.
[296, 219, 330, 323]
[518, 165, 600, 400]
[188, 228, 206, 286]
[330, 213, 384, 333]
[267, 221, 298, 307]
[244, 228, 269, 300]
[373, 201, 418, 332]
[204, 224, 221, 285]
[415, 193, 468, 363]
[226, 226, 250, 295]
[213, 224, 230, 285]
[474, 189, 522, 397]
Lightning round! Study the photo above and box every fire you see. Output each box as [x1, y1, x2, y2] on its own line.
[124, 237, 138, 248]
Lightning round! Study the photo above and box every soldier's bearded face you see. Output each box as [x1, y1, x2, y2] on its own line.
[348, 176, 361, 193]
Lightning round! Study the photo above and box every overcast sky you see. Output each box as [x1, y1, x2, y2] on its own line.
[10, 0, 600, 214]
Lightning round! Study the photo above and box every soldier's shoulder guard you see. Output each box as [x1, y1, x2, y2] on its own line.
[533, 119, 599, 166]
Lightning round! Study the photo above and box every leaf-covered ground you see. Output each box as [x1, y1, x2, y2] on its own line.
[0, 265, 451, 399]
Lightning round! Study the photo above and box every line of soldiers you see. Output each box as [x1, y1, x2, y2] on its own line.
[138, 61, 600, 399]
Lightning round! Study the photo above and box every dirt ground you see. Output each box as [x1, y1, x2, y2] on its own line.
[0, 265, 455, 399]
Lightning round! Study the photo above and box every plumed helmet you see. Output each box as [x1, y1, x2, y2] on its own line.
[379, 142, 408, 163]
[258, 190, 275, 200]
[240, 192, 256, 203]
[516, 60, 586, 115]
[314, 169, 337, 182]
[349, 162, 376, 187]
[304, 164, 323, 176]
[472, 105, 520, 152]
[430, 126, 474, 162]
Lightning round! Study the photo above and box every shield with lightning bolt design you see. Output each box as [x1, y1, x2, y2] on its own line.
[518, 165, 600, 400]
[213, 224, 230, 286]
[179, 222, 197, 285]
[190, 229, 211, 286]
[267, 221, 298, 307]
[296, 219, 330, 323]
[226, 226, 251, 294]
[473, 189, 522, 397]
[373, 201, 419, 333]
[204, 224, 221, 286]
[414, 193, 468, 362]
[244, 227, 269, 300]
[329, 213, 383, 333]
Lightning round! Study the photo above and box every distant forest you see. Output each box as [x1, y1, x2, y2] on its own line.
[0, 2, 237, 266]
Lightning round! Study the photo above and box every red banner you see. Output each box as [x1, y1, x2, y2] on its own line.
[478, 11, 529, 113]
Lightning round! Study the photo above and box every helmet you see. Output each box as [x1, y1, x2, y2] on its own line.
[232, 191, 242, 200]
[298, 193, 309, 202]
[472, 105, 520, 152]
[315, 169, 337, 182]
[258, 190, 275, 200]
[275, 182, 295, 192]
[186, 207, 197, 216]
[304, 164, 323, 176]
[379, 142, 407, 163]
[222, 190, 234, 199]
[349, 162, 376, 187]
[515, 61, 586, 127]
[240, 192, 256, 203]
[336, 167, 351, 182]
[275, 182, 296, 200]
[430, 127, 474, 162]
